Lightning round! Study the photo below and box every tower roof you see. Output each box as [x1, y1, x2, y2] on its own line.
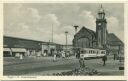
[98, 4, 105, 13]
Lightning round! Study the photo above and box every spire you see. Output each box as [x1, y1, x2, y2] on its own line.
[97, 4, 105, 19]
[99, 4, 104, 13]
[101, 4, 102, 8]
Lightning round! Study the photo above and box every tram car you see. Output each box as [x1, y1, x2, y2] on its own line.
[80, 48, 106, 59]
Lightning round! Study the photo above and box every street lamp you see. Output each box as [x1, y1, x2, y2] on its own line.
[73, 25, 79, 34]
[65, 31, 68, 54]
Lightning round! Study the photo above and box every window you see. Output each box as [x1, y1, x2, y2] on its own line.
[93, 50, 95, 54]
[89, 50, 91, 54]
[81, 51, 84, 53]
[101, 51, 106, 54]
[84, 50, 87, 53]
[97, 51, 98, 54]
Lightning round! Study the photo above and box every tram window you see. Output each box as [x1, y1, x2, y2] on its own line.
[84, 50, 87, 53]
[101, 51, 105, 54]
[81, 51, 84, 53]
[93, 50, 95, 53]
[90, 50, 92, 53]
[89, 50, 91, 54]
[97, 51, 98, 54]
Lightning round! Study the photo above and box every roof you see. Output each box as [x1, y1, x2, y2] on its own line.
[3, 36, 62, 49]
[107, 33, 124, 46]
[75, 26, 96, 40]
[4, 36, 44, 43]
[4, 36, 62, 45]
[78, 27, 95, 35]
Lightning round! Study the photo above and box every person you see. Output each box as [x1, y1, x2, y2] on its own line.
[20, 53, 23, 60]
[79, 58, 85, 68]
[53, 50, 57, 62]
[61, 50, 65, 59]
[43, 52, 47, 57]
[114, 53, 116, 60]
[67, 51, 70, 58]
[102, 55, 107, 66]
[77, 49, 80, 59]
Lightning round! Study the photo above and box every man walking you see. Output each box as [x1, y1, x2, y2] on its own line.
[102, 55, 107, 66]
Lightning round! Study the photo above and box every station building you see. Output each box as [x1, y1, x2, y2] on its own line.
[72, 6, 124, 55]
[4, 36, 42, 57]
[3, 36, 63, 57]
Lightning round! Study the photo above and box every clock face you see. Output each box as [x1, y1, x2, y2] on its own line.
[98, 23, 101, 25]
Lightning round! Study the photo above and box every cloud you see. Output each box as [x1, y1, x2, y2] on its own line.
[39, 14, 60, 29]
[25, 8, 41, 23]
[4, 3, 124, 44]
[4, 4, 42, 40]
[53, 25, 74, 44]
[107, 16, 124, 41]
[78, 10, 96, 31]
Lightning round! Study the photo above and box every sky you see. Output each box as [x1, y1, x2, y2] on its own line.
[4, 3, 124, 45]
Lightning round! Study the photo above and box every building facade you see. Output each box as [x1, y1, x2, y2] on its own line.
[3, 36, 63, 57]
[72, 5, 124, 55]
[3, 36, 42, 57]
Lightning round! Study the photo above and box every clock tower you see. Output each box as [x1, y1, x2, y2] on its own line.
[96, 5, 107, 48]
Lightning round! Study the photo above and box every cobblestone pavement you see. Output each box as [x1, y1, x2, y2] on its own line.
[3, 55, 123, 75]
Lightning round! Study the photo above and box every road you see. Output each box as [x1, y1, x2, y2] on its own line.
[3, 56, 124, 76]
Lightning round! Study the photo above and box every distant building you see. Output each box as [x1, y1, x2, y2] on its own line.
[42, 42, 63, 56]
[3, 36, 63, 57]
[62, 45, 73, 50]
[3, 36, 42, 57]
[73, 5, 124, 55]
[107, 33, 124, 55]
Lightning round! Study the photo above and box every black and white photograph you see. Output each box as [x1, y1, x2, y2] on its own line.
[3, 3, 124, 76]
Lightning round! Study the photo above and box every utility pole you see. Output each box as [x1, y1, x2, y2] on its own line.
[65, 31, 68, 53]
[52, 24, 53, 43]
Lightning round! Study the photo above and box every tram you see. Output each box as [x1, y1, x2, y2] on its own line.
[80, 48, 106, 59]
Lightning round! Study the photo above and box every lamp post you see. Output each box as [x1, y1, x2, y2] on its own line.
[74, 25, 79, 35]
[65, 31, 68, 54]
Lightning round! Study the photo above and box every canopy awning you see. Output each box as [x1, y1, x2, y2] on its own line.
[11, 48, 26, 52]
[4, 48, 11, 51]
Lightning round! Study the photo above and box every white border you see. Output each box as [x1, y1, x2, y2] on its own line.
[0, 1, 128, 80]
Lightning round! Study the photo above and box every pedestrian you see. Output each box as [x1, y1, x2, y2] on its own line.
[61, 51, 65, 59]
[102, 55, 107, 66]
[53, 50, 57, 62]
[43, 52, 47, 57]
[77, 49, 80, 59]
[66, 51, 69, 58]
[79, 58, 85, 68]
[20, 53, 23, 60]
[114, 53, 116, 60]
